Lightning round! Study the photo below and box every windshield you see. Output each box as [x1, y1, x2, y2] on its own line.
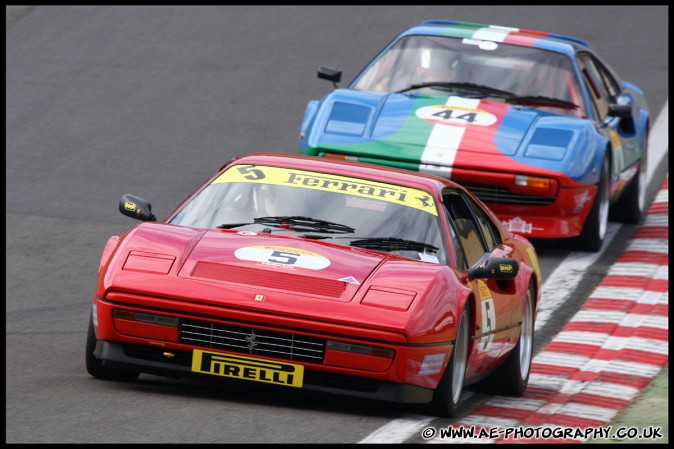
[352, 35, 585, 116]
[170, 164, 447, 263]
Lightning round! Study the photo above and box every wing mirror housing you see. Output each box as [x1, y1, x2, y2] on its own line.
[469, 257, 519, 280]
[608, 103, 632, 118]
[317, 66, 342, 87]
[119, 194, 156, 221]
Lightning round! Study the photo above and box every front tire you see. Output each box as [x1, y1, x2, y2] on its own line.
[85, 312, 140, 382]
[426, 304, 471, 418]
[482, 281, 535, 395]
[574, 155, 610, 252]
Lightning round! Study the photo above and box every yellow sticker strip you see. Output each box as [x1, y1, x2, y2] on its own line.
[192, 349, 304, 388]
[213, 164, 438, 216]
[526, 247, 542, 283]
[477, 279, 492, 300]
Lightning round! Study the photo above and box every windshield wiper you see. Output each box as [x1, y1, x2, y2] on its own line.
[218, 216, 355, 234]
[507, 95, 579, 110]
[217, 222, 256, 229]
[395, 82, 579, 111]
[396, 81, 517, 98]
[349, 237, 438, 252]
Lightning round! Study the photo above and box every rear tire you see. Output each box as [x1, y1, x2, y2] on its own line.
[86, 312, 140, 382]
[426, 304, 471, 418]
[573, 155, 609, 252]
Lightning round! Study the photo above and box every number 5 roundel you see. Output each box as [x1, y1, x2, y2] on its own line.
[234, 246, 331, 270]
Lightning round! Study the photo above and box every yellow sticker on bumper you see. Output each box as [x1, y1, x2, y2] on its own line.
[191, 350, 304, 388]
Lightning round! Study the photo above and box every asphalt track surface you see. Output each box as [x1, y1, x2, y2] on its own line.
[5, 5, 669, 444]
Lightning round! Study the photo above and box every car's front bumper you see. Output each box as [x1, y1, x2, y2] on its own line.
[94, 340, 434, 404]
[92, 295, 456, 404]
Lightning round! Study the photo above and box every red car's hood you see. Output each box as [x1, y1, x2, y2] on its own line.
[177, 227, 384, 301]
[105, 223, 386, 304]
[102, 223, 459, 336]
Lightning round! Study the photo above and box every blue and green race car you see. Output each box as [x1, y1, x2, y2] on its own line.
[299, 20, 650, 252]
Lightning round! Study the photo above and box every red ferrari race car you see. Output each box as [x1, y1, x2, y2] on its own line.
[86, 152, 542, 417]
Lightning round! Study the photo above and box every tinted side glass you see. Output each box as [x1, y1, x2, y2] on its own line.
[464, 195, 501, 250]
[443, 191, 487, 268]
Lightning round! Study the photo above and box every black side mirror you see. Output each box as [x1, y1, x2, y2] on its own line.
[468, 257, 519, 280]
[119, 194, 156, 221]
[317, 66, 342, 88]
[608, 103, 632, 118]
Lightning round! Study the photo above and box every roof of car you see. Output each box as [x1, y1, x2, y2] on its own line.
[400, 20, 590, 54]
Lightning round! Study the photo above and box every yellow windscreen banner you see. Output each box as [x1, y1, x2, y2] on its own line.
[212, 164, 438, 216]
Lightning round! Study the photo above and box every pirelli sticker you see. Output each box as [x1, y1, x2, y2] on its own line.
[192, 350, 304, 388]
[212, 164, 437, 216]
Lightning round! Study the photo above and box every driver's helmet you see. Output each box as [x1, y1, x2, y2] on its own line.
[255, 184, 308, 217]
[415, 48, 459, 83]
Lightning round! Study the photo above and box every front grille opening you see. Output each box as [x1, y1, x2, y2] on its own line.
[461, 182, 556, 205]
[180, 319, 326, 364]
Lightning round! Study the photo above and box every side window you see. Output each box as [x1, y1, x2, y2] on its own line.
[587, 54, 621, 99]
[597, 63, 620, 98]
[578, 53, 611, 120]
[443, 190, 488, 268]
[443, 208, 467, 270]
[464, 195, 502, 250]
